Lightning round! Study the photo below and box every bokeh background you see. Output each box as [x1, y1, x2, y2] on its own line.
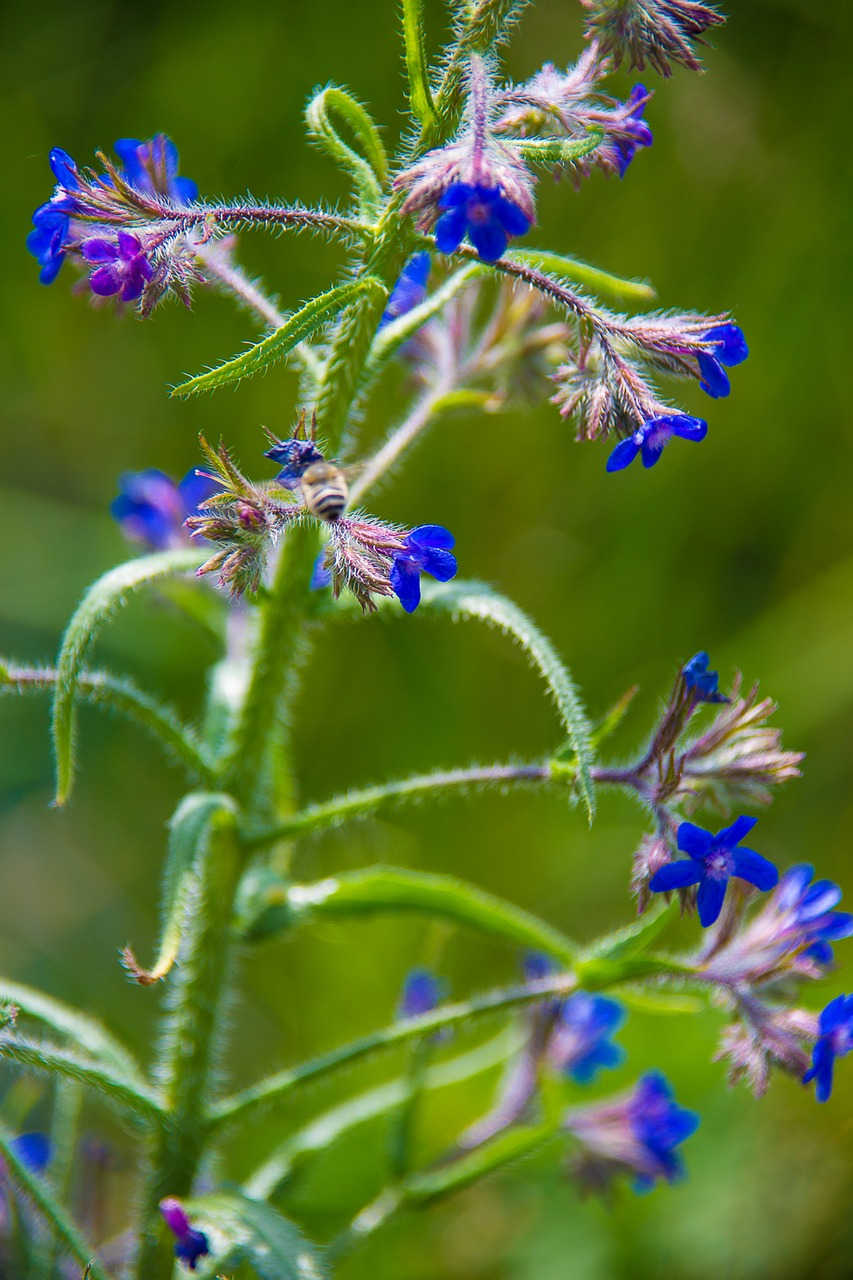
[2, 0, 852, 1275]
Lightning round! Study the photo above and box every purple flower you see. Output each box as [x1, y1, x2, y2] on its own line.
[549, 992, 625, 1083]
[606, 413, 707, 472]
[160, 1198, 210, 1272]
[379, 252, 431, 328]
[568, 1071, 699, 1191]
[81, 231, 153, 302]
[802, 994, 853, 1102]
[111, 468, 221, 549]
[434, 182, 532, 262]
[400, 968, 443, 1018]
[390, 524, 457, 613]
[26, 148, 82, 284]
[649, 817, 779, 927]
[697, 323, 749, 398]
[113, 134, 198, 204]
[614, 85, 653, 177]
[682, 650, 727, 704]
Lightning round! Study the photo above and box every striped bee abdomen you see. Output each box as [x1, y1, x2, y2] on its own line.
[300, 461, 348, 522]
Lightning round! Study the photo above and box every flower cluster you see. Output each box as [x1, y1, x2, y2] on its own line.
[580, 0, 726, 77]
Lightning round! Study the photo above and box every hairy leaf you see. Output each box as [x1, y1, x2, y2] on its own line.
[0, 978, 143, 1080]
[0, 1037, 163, 1124]
[306, 85, 388, 214]
[402, 0, 436, 128]
[513, 130, 604, 168]
[171, 278, 386, 399]
[507, 247, 655, 306]
[186, 1192, 326, 1280]
[51, 549, 203, 805]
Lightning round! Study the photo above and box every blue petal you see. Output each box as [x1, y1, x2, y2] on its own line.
[816, 913, 853, 942]
[649, 860, 703, 891]
[641, 437, 665, 467]
[731, 848, 779, 892]
[310, 554, 332, 590]
[697, 352, 730, 398]
[178, 468, 221, 514]
[606, 438, 639, 472]
[569, 1040, 625, 1083]
[408, 524, 455, 550]
[799, 880, 842, 918]
[434, 205, 468, 254]
[468, 217, 508, 262]
[669, 415, 708, 442]
[49, 146, 79, 188]
[776, 863, 814, 912]
[703, 323, 748, 366]
[438, 182, 474, 209]
[804, 1038, 836, 1102]
[390, 559, 422, 613]
[402, 251, 431, 287]
[716, 815, 758, 848]
[697, 877, 727, 927]
[493, 194, 532, 237]
[172, 175, 199, 204]
[38, 253, 66, 284]
[419, 547, 457, 582]
[11, 1132, 51, 1174]
[677, 822, 714, 860]
[819, 994, 853, 1035]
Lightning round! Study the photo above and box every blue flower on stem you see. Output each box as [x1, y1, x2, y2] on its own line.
[26, 148, 81, 284]
[551, 992, 625, 1083]
[774, 865, 853, 967]
[802, 994, 853, 1102]
[82, 232, 153, 302]
[9, 1133, 51, 1174]
[434, 182, 532, 262]
[390, 525, 457, 613]
[160, 1198, 209, 1271]
[614, 85, 653, 177]
[682, 650, 728, 704]
[400, 968, 443, 1018]
[649, 817, 779, 927]
[114, 134, 198, 204]
[379, 252, 431, 329]
[111, 468, 221, 549]
[697, 323, 748, 399]
[606, 413, 707, 472]
[628, 1071, 700, 1189]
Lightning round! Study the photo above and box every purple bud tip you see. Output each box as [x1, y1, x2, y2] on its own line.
[160, 1197, 190, 1239]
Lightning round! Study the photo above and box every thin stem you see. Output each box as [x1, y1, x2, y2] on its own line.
[164, 203, 373, 244]
[348, 376, 455, 505]
[208, 972, 579, 1133]
[244, 761, 553, 848]
[0, 1128, 110, 1280]
[39, 1080, 83, 1280]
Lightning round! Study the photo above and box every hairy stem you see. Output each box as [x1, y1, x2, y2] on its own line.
[348, 376, 456, 504]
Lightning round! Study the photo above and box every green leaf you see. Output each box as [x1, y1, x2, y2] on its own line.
[580, 899, 679, 965]
[402, 0, 436, 128]
[51, 549, 203, 806]
[282, 866, 580, 964]
[574, 901, 689, 986]
[171, 278, 387, 399]
[185, 1192, 326, 1280]
[617, 988, 704, 1016]
[513, 129, 604, 168]
[1, 662, 217, 787]
[121, 793, 238, 986]
[423, 581, 595, 821]
[406, 1122, 558, 1201]
[506, 247, 656, 306]
[306, 85, 388, 215]
[0, 979, 144, 1081]
[0, 1037, 163, 1125]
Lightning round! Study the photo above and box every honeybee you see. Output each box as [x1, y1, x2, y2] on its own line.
[263, 411, 353, 523]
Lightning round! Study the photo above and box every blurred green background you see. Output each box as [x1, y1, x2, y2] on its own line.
[2, 0, 853, 1275]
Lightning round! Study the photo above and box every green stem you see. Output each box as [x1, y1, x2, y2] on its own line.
[0, 1127, 110, 1280]
[38, 1079, 83, 1280]
[134, 801, 241, 1280]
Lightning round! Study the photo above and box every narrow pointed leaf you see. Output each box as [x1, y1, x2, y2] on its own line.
[0, 978, 144, 1080]
[171, 278, 386, 399]
[423, 581, 595, 820]
[306, 86, 388, 214]
[185, 1192, 326, 1280]
[407, 1121, 558, 1201]
[580, 899, 679, 965]
[0, 1038, 163, 1124]
[51, 549, 203, 805]
[508, 247, 656, 306]
[513, 130, 604, 169]
[402, 0, 436, 128]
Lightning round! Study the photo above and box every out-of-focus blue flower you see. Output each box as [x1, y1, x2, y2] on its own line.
[682, 650, 728, 704]
[379, 252, 431, 329]
[9, 1132, 51, 1175]
[390, 524, 457, 613]
[523, 951, 554, 982]
[111, 468, 221, 549]
[803, 994, 853, 1102]
[310, 552, 332, 590]
[82, 231, 153, 302]
[550, 993, 625, 1083]
[649, 817, 778, 927]
[26, 148, 82, 284]
[434, 182, 532, 262]
[567, 1071, 699, 1192]
[160, 1198, 209, 1271]
[697, 323, 749, 398]
[614, 85, 653, 177]
[775, 866, 853, 968]
[114, 134, 198, 204]
[400, 968, 442, 1018]
[606, 413, 707, 471]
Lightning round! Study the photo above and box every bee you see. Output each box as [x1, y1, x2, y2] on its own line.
[263, 411, 353, 523]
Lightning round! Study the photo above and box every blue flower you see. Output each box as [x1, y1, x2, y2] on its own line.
[551, 992, 625, 1083]
[774, 865, 853, 968]
[697, 323, 749, 399]
[264, 437, 324, 490]
[379, 252, 431, 328]
[682, 650, 728, 704]
[26, 147, 81, 284]
[606, 413, 707, 472]
[111, 468, 221, 549]
[523, 950, 554, 982]
[114, 134, 198, 204]
[434, 182, 532, 262]
[390, 525, 457, 613]
[803, 994, 853, 1102]
[81, 231, 153, 302]
[649, 817, 779, 927]
[614, 84, 653, 178]
[310, 552, 332, 590]
[9, 1132, 51, 1174]
[160, 1198, 210, 1272]
[400, 968, 443, 1018]
[628, 1071, 700, 1189]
